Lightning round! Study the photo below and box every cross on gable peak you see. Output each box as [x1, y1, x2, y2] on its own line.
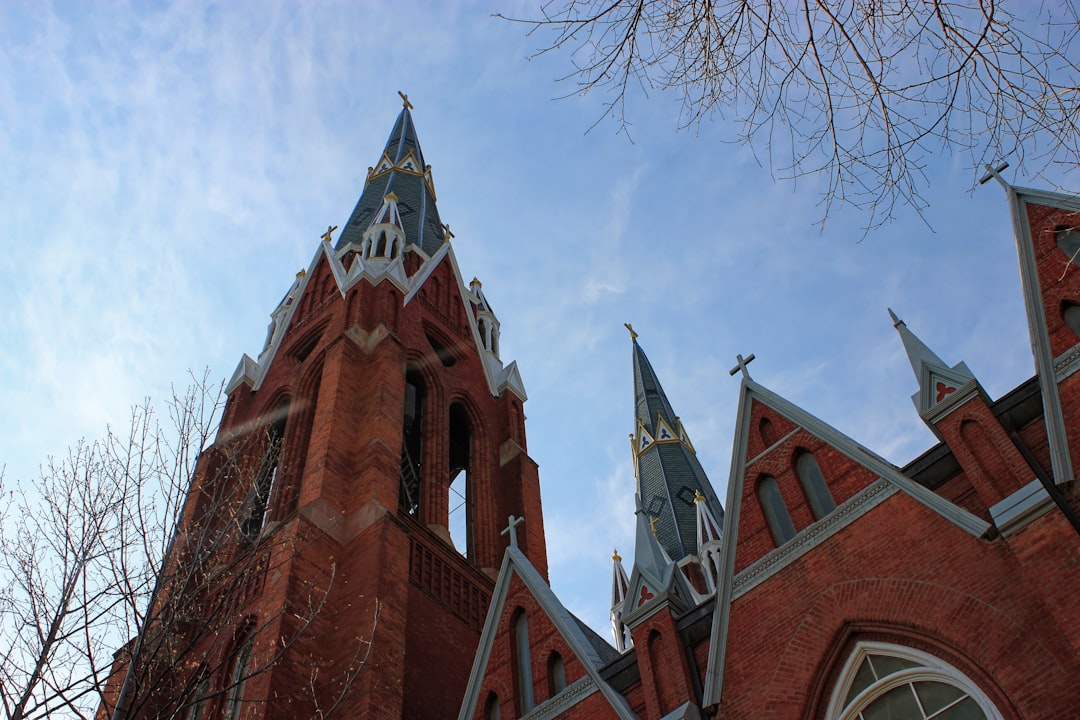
[501, 514, 525, 548]
[729, 353, 756, 380]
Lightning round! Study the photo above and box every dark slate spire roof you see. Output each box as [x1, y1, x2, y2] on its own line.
[335, 103, 446, 257]
[631, 337, 725, 561]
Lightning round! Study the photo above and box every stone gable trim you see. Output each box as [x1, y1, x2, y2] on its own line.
[520, 677, 597, 720]
[731, 479, 895, 600]
[1053, 341, 1080, 382]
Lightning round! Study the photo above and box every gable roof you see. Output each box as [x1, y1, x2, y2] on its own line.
[702, 375, 991, 708]
[1001, 180, 1077, 486]
[458, 547, 636, 720]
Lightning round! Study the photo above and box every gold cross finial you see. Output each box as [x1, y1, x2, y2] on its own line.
[612, 548, 622, 562]
[398, 91, 413, 110]
[624, 323, 638, 340]
[442, 223, 454, 240]
[321, 225, 338, 243]
[647, 515, 659, 537]
[694, 489, 705, 504]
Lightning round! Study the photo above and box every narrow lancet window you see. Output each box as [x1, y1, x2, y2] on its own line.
[758, 475, 796, 546]
[796, 451, 836, 520]
[1063, 303, 1080, 340]
[242, 408, 287, 543]
[448, 403, 472, 558]
[485, 692, 501, 720]
[400, 368, 424, 518]
[1055, 226, 1080, 267]
[512, 610, 535, 713]
[223, 630, 254, 720]
[548, 652, 567, 695]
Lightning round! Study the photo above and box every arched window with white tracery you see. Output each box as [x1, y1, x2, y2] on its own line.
[826, 642, 1001, 720]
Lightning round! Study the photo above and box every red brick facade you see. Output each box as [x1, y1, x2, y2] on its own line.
[461, 189, 1080, 720]
[104, 109, 1080, 720]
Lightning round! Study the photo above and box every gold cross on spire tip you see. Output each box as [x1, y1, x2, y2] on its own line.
[647, 515, 659, 538]
[624, 323, 638, 340]
[398, 91, 413, 110]
[321, 225, 338, 243]
[612, 548, 621, 562]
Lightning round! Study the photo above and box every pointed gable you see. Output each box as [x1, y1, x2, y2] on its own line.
[729, 378, 990, 576]
[703, 375, 992, 707]
[620, 508, 695, 627]
[459, 547, 637, 720]
[890, 309, 979, 426]
[1000, 181, 1080, 487]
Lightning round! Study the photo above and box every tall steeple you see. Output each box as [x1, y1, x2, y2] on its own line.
[335, 96, 446, 258]
[108, 99, 547, 720]
[629, 329, 724, 561]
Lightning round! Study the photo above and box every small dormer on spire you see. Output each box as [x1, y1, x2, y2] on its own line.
[470, 277, 501, 359]
[890, 308, 978, 429]
[695, 490, 723, 595]
[610, 549, 632, 652]
[361, 192, 405, 262]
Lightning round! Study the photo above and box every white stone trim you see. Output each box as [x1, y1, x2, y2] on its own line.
[1053, 341, 1080, 382]
[519, 677, 597, 720]
[825, 641, 1003, 720]
[989, 479, 1054, 536]
[732, 479, 895, 600]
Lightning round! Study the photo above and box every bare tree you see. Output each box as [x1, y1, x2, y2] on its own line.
[0, 374, 375, 720]
[505, 1, 1080, 228]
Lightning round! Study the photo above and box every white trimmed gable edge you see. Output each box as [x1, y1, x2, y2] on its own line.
[702, 378, 992, 707]
[457, 547, 638, 720]
[226, 239, 527, 402]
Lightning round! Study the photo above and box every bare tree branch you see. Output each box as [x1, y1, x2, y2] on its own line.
[502, 0, 1080, 230]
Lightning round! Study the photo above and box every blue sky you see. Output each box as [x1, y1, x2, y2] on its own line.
[0, 2, 1073, 636]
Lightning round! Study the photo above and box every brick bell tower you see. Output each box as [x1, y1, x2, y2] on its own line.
[134, 97, 547, 720]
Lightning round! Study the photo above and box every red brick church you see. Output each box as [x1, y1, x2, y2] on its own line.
[101, 102, 1080, 719]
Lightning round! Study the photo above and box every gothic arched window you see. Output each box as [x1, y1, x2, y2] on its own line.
[184, 666, 210, 720]
[548, 652, 567, 695]
[1063, 302, 1080, 340]
[484, 691, 500, 720]
[400, 368, 425, 519]
[826, 642, 1000, 720]
[241, 406, 287, 544]
[448, 403, 473, 558]
[223, 628, 255, 720]
[512, 609, 534, 713]
[759, 417, 778, 447]
[758, 475, 796, 546]
[796, 451, 836, 520]
[1055, 225, 1080, 267]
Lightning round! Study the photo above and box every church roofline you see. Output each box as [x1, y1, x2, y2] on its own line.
[458, 545, 636, 720]
[702, 372, 992, 707]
